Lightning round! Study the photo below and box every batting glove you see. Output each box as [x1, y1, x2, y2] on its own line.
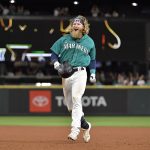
[54, 61, 61, 70]
[54, 61, 64, 75]
[90, 73, 96, 84]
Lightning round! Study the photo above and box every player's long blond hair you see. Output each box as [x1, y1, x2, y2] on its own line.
[66, 15, 90, 35]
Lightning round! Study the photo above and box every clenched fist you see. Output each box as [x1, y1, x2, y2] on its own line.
[90, 73, 96, 83]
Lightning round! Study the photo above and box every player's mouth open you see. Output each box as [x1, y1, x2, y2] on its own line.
[74, 29, 79, 31]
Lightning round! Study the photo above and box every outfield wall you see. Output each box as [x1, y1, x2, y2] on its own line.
[0, 86, 150, 115]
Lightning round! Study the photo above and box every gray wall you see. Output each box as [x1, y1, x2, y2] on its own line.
[0, 87, 149, 115]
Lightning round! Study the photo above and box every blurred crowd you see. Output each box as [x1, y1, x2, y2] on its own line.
[0, 3, 30, 16]
[0, 2, 119, 18]
[96, 70, 148, 86]
[53, 4, 120, 18]
[0, 61, 149, 86]
[95, 61, 149, 86]
[0, 2, 142, 18]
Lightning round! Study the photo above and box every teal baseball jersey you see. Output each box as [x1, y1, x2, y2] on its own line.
[51, 34, 96, 67]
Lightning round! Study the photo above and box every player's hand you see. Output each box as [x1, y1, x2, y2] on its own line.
[90, 73, 96, 84]
[54, 61, 64, 74]
[54, 61, 61, 70]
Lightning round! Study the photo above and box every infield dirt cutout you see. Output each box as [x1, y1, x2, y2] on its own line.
[0, 126, 150, 150]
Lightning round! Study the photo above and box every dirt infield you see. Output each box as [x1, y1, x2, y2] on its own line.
[0, 126, 150, 150]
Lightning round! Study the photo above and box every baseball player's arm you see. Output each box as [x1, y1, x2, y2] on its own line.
[50, 51, 61, 70]
[89, 60, 96, 74]
[51, 51, 67, 76]
[88, 42, 96, 83]
[51, 51, 58, 63]
[89, 59, 96, 83]
[50, 37, 63, 70]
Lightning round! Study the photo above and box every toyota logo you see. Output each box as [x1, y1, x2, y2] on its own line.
[32, 96, 49, 107]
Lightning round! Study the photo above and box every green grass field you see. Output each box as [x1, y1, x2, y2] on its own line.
[0, 116, 150, 127]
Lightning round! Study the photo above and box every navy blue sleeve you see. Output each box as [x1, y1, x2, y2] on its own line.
[89, 60, 96, 74]
[50, 51, 58, 63]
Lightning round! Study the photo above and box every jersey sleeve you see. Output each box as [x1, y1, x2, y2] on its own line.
[50, 37, 63, 55]
[89, 41, 96, 60]
[89, 40, 96, 74]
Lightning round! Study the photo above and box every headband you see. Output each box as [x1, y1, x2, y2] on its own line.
[73, 18, 84, 25]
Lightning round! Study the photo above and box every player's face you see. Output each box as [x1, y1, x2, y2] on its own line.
[72, 22, 84, 31]
[71, 22, 84, 39]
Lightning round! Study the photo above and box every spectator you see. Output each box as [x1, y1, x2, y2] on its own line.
[112, 10, 119, 17]
[60, 7, 69, 16]
[0, 4, 9, 15]
[23, 9, 30, 16]
[53, 7, 61, 16]
[137, 74, 146, 85]
[91, 4, 100, 17]
[104, 11, 112, 17]
[9, 4, 16, 15]
[117, 73, 125, 85]
[16, 5, 24, 15]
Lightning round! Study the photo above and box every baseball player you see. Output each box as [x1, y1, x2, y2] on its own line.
[50, 15, 96, 142]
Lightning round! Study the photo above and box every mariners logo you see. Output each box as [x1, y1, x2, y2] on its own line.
[64, 42, 88, 54]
